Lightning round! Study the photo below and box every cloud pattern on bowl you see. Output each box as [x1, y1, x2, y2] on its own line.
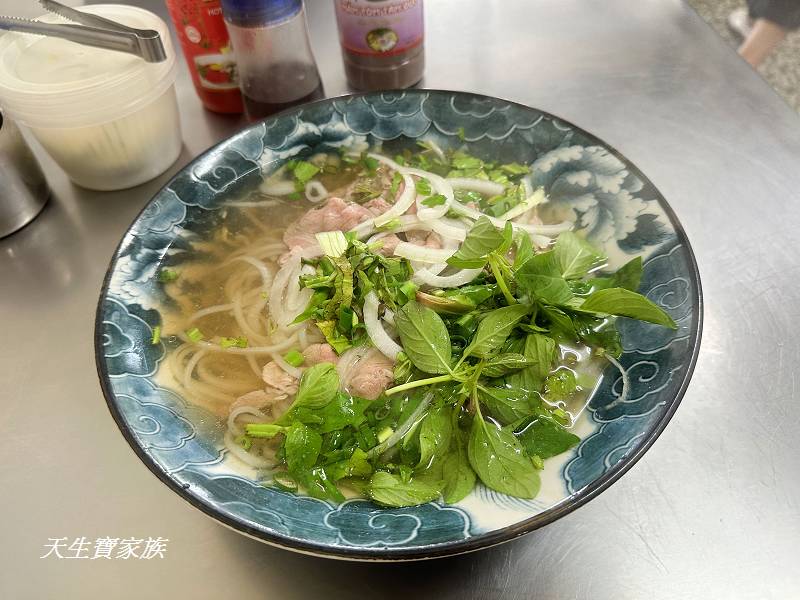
[96, 91, 701, 560]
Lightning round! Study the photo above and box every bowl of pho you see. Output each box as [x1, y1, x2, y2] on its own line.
[95, 90, 701, 560]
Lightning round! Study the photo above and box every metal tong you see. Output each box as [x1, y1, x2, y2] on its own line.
[0, 0, 166, 63]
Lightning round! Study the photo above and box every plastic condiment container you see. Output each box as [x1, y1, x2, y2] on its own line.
[0, 5, 182, 191]
[333, 0, 425, 91]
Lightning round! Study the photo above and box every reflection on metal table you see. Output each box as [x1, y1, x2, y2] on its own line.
[1, 0, 798, 598]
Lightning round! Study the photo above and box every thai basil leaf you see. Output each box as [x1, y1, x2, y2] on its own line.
[368, 471, 442, 507]
[553, 232, 606, 279]
[609, 256, 643, 291]
[540, 305, 577, 339]
[446, 217, 506, 269]
[417, 406, 453, 469]
[580, 288, 677, 329]
[441, 438, 476, 503]
[327, 447, 373, 481]
[516, 251, 573, 305]
[395, 300, 453, 374]
[463, 304, 529, 359]
[284, 423, 322, 475]
[316, 392, 372, 434]
[303, 466, 345, 502]
[513, 232, 535, 271]
[476, 386, 531, 424]
[590, 256, 643, 293]
[294, 362, 340, 409]
[481, 353, 537, 378]
[506, 333, 556, 393]
[468, 416, 540, 498]
[513, 414, 580, 459]
[544, 368, 578, 401]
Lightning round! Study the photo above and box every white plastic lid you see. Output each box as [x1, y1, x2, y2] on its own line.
[0, 4, 176, 129]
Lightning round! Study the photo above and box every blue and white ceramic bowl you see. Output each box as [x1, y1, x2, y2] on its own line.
[95, 90, 702, 560]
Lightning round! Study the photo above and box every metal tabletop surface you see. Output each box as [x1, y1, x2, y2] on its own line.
[2, 0, 799, 598]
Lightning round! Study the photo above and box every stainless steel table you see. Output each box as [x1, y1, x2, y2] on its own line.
[2, 1, 799, 598]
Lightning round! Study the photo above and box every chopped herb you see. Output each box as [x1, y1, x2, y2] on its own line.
[415, 177, 432, 196]
[293, 160, 320, 184]
[421, 194, 447, 207]
[220, 336, 248, 349]
[284, 350, 305, 367]
[150, 325, 161, 345]
[457, 126, 466, 141]
[158, 268, 179, 283]
[185, 327, 204, 342]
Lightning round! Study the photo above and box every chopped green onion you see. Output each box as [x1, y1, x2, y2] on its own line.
[362, 155, 379, 173]
[531, 454, 544, 470]
[292, 160, 320, 184]
[260, 291, 269, 299]
[185, 327, 204, 342]
[389, 171, 403, 197]
[415, 177, 432, 196]
[245, 423, 285, 438]
[316, 230, 348, 258]
[158, 268, 179, 283]
[235, 435, 252, 451]
[376, 218, 401, 232]
[283, 349, 305, 367]
[394, 154, 406, 166]
[285, 159, 298, 171]
[287, 191, 302, 201]
[457, 126, 466, 141]
[150, 325, 161, 345]
[220, 336, 247, 349]
[421, 194, 446, 207]
[500, 162, 530, 175]
[377, 426, 394, 444]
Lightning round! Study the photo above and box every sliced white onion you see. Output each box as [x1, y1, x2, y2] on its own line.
[394, 241, 454, 264]
[367, 153, 416, 227]
[496, 187, 546, 221]
[403, 167, 455, 222]
[448, 177, 505, 197]
[232, 256, 273, 292]
[430, 217, 468, 241]
[449, 195, 571, 236]
[363, 291, 402, 361]
[259, 179, 296, 196]
[413, 267, 483, 288]
[304, 181, 328, 203]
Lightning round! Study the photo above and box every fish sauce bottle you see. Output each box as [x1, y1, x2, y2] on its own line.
[334, 0, 425, 91]
[220, 0, 324, 120]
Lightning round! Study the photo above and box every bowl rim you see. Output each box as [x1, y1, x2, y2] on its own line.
[94, 89, 703, 561]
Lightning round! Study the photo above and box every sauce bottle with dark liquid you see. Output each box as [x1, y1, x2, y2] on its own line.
[334, 0, 424, 91]
[220, 0, 324, 121]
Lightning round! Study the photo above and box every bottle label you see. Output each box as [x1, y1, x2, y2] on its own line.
[334, 0, 424, 56]
[166, 0, 239, 90]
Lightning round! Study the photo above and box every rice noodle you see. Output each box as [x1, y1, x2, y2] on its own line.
[188, 303, 234, 323]
[403, 167, 454, 222]
[448, 177, 505, 197]
[260, 179, 296, 196]
[227, 406, 270, 437]
[363, 291, 402, 361]
[224, 430, 272, 468]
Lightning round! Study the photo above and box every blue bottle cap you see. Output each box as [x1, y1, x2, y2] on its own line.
[220, 0, 302, 27]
